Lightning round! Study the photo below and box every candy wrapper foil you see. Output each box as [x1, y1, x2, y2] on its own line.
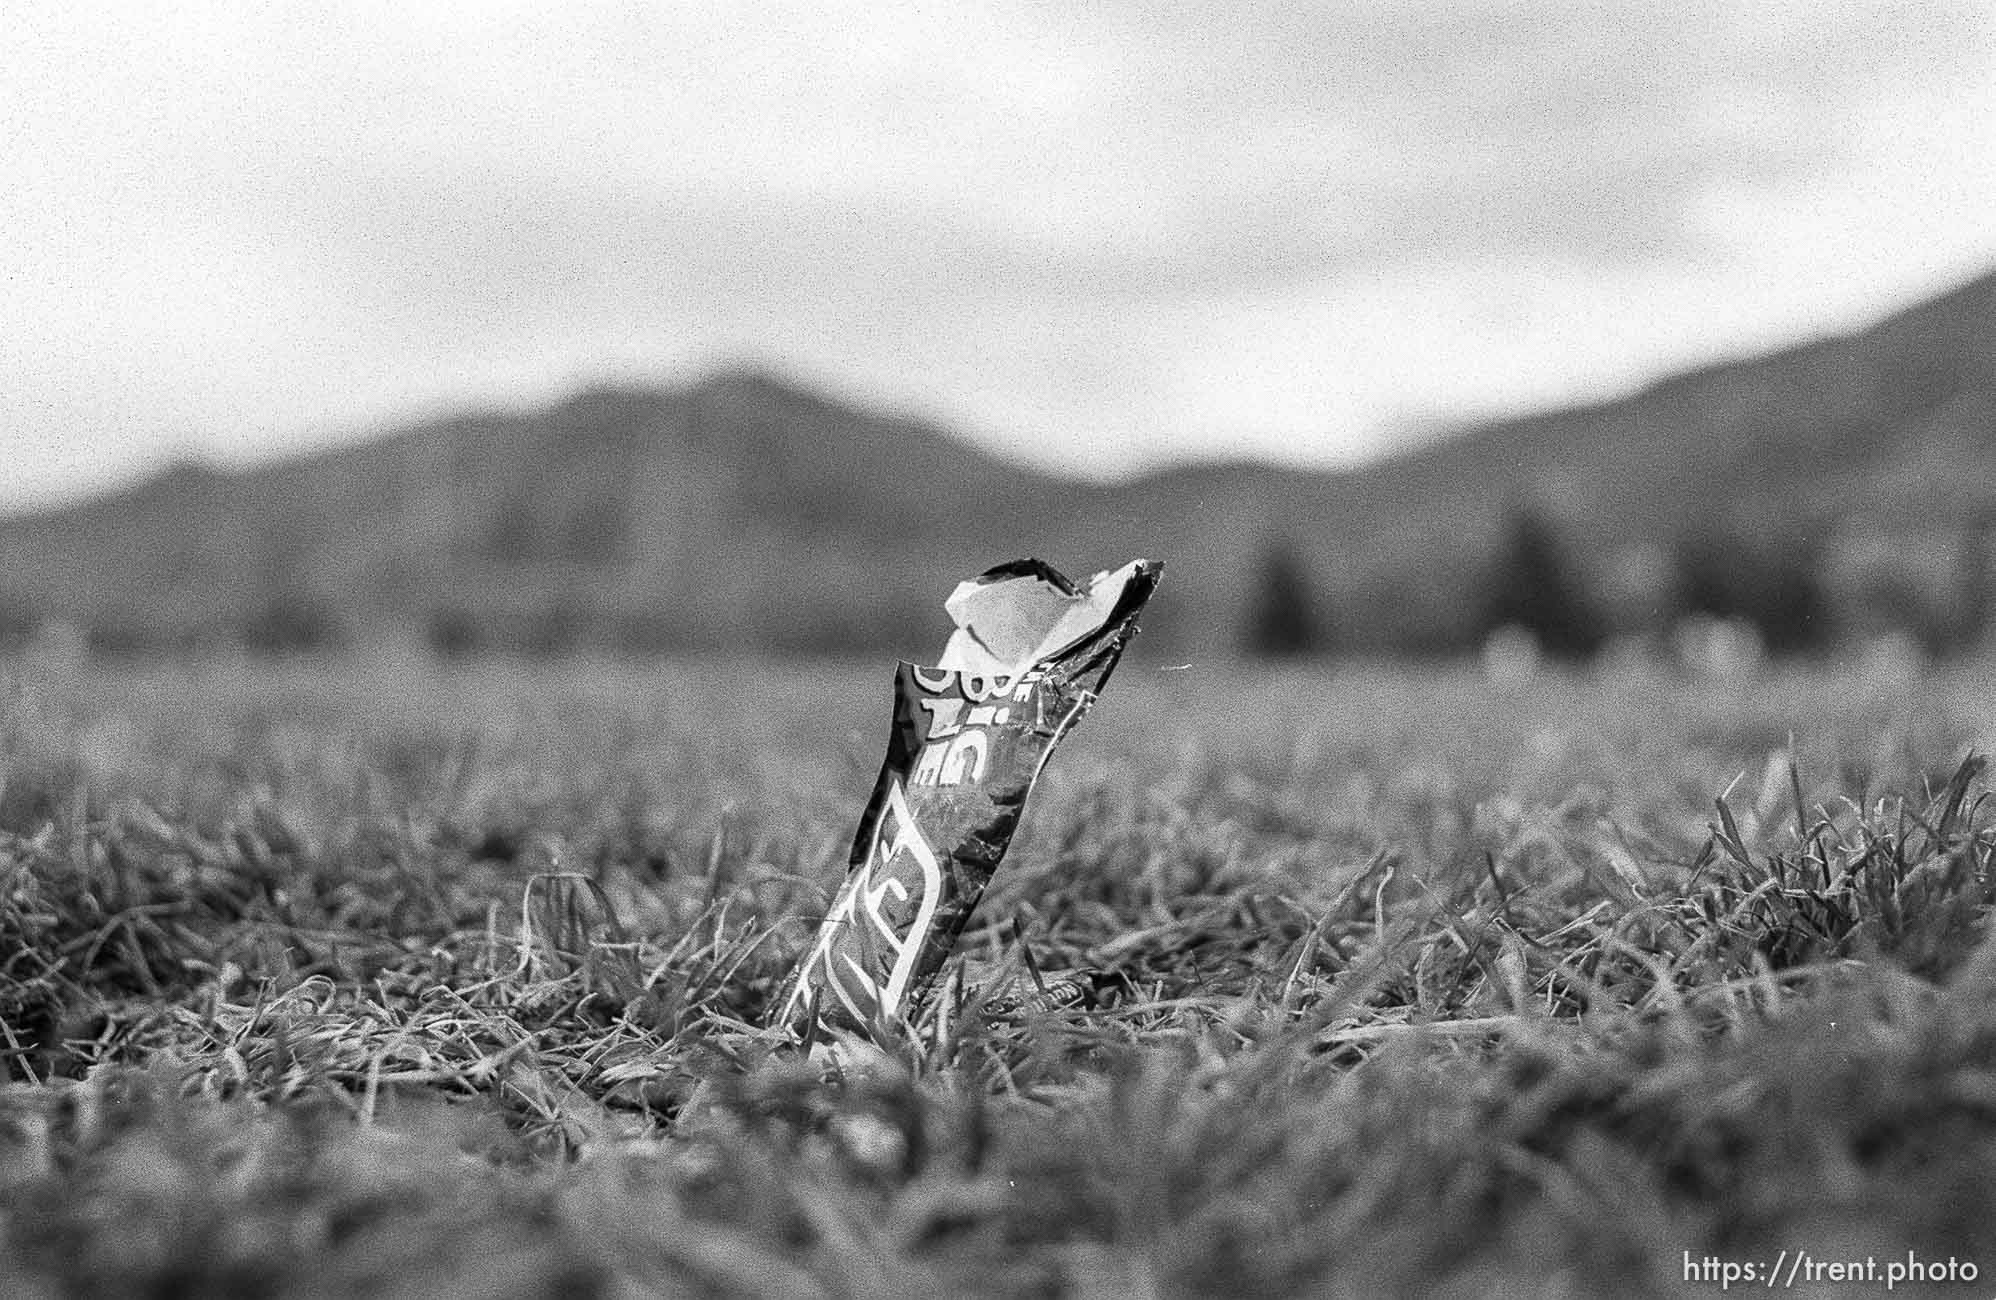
[775, 558, 1161, 1044]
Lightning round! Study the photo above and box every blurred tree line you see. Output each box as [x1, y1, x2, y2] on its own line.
[1241, 503, 1996, 664]
[7, 500, 1991, 667]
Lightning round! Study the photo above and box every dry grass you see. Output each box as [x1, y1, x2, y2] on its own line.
[4, 654, 1996, 1296]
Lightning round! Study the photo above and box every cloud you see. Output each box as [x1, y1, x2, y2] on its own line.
[2, 0, 1993, 498]
[1065, 0, 1991, 277]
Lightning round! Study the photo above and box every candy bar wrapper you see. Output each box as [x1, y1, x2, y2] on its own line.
[775, 558, 1162, 1044]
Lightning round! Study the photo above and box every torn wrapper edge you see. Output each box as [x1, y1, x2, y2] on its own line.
[772, 557, 1162, 1048]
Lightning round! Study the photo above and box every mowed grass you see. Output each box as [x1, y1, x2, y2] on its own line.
[4, 652, 1996, 1296]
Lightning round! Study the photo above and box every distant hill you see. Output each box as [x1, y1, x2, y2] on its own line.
[2, 268, 1991, 660]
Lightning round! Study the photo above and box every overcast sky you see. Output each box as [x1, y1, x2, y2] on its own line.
[6, 1, 1994, 507]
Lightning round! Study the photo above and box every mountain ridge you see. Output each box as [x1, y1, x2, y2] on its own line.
[3, 267, 1991, 658]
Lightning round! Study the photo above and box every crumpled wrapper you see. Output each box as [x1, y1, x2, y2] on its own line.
[773, 557, 1162, 1045]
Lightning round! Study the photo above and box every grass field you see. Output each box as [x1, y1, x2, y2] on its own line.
[4, 652, 1996, 1297]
